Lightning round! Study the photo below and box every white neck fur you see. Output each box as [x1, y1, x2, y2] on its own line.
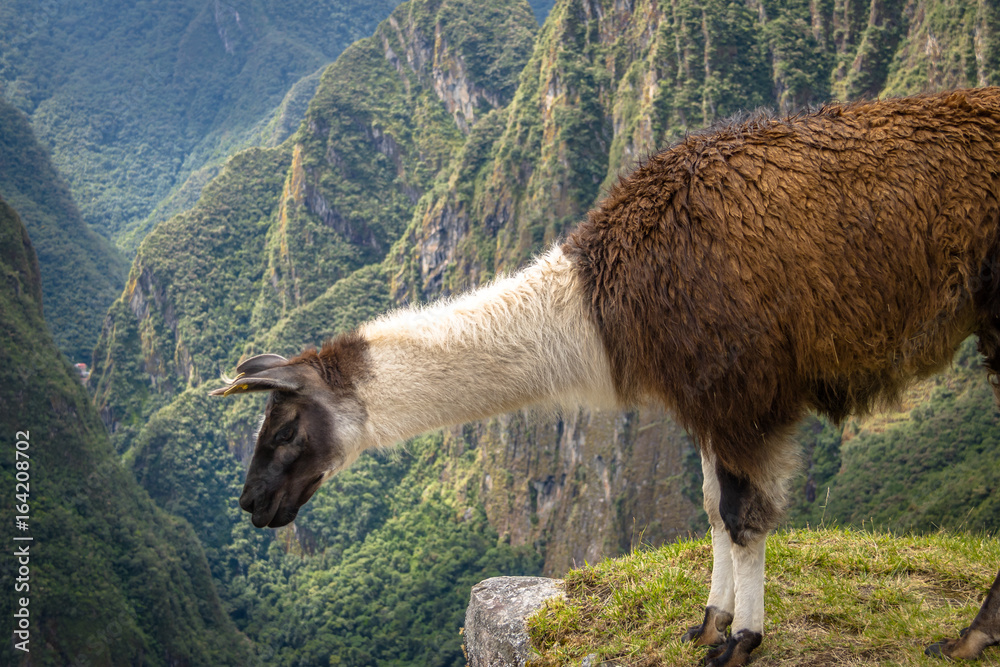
[354, 246, 618, 451]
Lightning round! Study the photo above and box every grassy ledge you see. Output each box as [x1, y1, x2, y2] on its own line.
[526, 528, 1000, 666]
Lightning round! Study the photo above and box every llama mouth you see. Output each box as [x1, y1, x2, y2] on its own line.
[266, 505, 299, 528]
[263, 475, 324, 528]
[251, 490, 284, 528]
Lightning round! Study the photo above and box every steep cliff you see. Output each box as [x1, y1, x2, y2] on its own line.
[458, 408, 700, 573]
[395, 0, 995, 303]
[0, 196, 250, 666]
[92, 0, 538, 445]
[89, 0, 546, 662]
[386, 0, 1000, 571]
[92, 146, 292, 444]
[0, 0, 408, 247]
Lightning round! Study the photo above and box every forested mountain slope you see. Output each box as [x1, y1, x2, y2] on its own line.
[787, 338, 1000, 535]
[0, 0, 408, 249]
[0, 101, 128, 364]
[0, 196, 250, 666]
[85, 0, 1000, 663]
[90, 1, 547, 662]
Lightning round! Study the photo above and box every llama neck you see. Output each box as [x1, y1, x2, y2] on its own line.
[354, 246, 618, 450]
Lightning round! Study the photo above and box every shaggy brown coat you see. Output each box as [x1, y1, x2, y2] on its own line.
[565, 88, 1000, 483]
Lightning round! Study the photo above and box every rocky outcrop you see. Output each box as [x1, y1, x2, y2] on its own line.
[430, 29, 504, 133]
[449, 405, 703, 576]
[463, 576, 564, 666]
[213, 0, 245, 55]
[380, 7, 527, 133]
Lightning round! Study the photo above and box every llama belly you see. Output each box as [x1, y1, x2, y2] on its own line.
[802, 317, 976, 423]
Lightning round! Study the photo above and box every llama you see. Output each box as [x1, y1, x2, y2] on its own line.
[212, 87, 1000, 665]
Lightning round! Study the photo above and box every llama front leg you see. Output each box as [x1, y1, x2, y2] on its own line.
[926, 568, 1000, 660]
[683, 450, 736, 646]
[703, 535, 766, 667]
[690, 448, 786, 667]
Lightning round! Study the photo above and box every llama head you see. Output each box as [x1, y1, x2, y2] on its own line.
[210, 350, 366, 528]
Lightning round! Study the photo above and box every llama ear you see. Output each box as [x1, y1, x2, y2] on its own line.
[235, 354, 289, 375]
[210, 354, 301, 397]
[209, 374, 300, 396]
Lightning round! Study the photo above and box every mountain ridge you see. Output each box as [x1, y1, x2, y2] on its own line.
[0, 0, 410, 248]
[0, 101, 128, 364]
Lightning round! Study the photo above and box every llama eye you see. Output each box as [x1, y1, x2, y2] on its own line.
[274, 424, 295, 444]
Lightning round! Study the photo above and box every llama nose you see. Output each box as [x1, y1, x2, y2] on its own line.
[239, 487, 255, 514]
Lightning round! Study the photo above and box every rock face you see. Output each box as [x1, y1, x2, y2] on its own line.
[464, 576, 564, 666]
[454, 406, 703, 576]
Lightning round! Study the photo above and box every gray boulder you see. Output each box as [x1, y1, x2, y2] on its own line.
[463, 576, 564, 666]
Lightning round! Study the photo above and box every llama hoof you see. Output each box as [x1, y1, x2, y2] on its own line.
[926, 626, 969, 658]
[924, 640, 952, 659]
[925, 628, 994, 660]
[703, 629, 762, 667]
[682, 624, 724, 646]
[682, 606, 732, 646]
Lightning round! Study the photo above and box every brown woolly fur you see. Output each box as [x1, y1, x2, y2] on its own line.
[291, 332, 372, 396]
[564, 87, 1000, 483]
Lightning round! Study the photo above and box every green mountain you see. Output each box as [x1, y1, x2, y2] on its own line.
[91, 0, 541, 430]
[0, 0, 410, 249]
[0, 101, 128, 364]
[387, 0, 1000, 545]
[0, 195, 250, 666]
[80, 0, 1000, 662]
[392, 0, 999, 300]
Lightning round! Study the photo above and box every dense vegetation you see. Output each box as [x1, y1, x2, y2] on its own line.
[6, 0, 1000, 663]
[0, 101, 128, 363]
[0, 0, 409, 249]
[393, 0, 1000, 299]
[232, 434, 541, 666]
[90, 0, 1000, 661]
[0, 196, 250, 665]
[85, 1, 547, 663]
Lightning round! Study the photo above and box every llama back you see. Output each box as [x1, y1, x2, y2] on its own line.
[564, 87, 1000, 472]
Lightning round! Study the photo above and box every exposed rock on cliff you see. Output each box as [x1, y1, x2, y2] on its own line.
[452, 406, 701, 575]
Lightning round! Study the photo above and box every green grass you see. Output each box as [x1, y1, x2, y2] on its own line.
[527, 528, 1000, 666]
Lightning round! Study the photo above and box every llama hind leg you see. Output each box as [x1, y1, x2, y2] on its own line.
[682, 449, 736, 647]
[926, 569, 1000, 659]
